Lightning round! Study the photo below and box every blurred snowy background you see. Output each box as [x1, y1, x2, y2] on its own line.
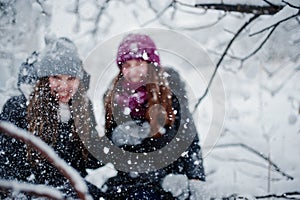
[0, 0, 299, 199]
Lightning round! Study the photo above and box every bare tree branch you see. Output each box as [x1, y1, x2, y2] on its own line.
[214, 143, 294, 180]
[238, 168, 282, 181]
[296, 16, 300, 24]
[256, 191, 300, 199]
[249, 11, 300, 36]
[193, 14, 259, 113]
[141, 1, 174, 27]
[282, 0, 300, 9]
[175, 2, 207, 15]
[143, 0, 223, 30]
[215, 192, 300, 200]
[174, 0, 284, 15]
[262, 0, 279, 8]
[210, 154, 271, 170]
[0, 180, 64, 200]
[242, 24, 277, 61]
[36, 0, 51, 16]
[146, 0, 159, 12]
[0, 121, 92, 200]
[207, 24, 277, 72]
[89, 0, 111, 37]
[192, 6, 299, 110]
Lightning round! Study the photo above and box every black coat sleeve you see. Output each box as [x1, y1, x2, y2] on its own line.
[0, 95, 28, 129]
[164, 67, 205, 181]
[183, 129, 206, 181]
[0, 95, 31, 182]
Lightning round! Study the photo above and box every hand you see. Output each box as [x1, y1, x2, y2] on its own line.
[85, 163, 117, 189]
[112, 121, 151, 146]
[162, 174, 189, 199]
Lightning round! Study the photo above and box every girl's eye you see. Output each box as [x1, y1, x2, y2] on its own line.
[52, 75, 60, 79]
[122, 65, 129, 70]
[68, 77, 76, 81]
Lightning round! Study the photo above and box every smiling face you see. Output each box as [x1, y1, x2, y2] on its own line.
[121, 59, 148, 83]
[49, 75, 80, 103]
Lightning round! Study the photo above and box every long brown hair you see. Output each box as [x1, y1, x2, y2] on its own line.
[27, 77, 93, 163]
[104, 64, 175, 137]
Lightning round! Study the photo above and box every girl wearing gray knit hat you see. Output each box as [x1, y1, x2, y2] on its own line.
[36, 37, 84, 80]
[0, 37, 104, 199]
[33, 37, 85, 111]
[27, 37, 102, 183]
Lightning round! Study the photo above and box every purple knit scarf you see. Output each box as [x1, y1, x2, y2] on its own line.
[113, 80, 148, 120]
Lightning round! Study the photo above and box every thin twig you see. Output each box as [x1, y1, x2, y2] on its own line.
[249, 11, 300, 36]
[210, 154, 272, 170]
[217, 192, 300, 200]
[242, 24, 277, 61]
[214, 143, 294, 180]
[207, 24, 277, 71]
[238, 168, 282, 181]
[282, 0, 300, 9]
[36, 0, 51, 16]
[193, 14, 259, 113]
[141, 1, 174, 27]
[256, 191, 300, 199]
[262, 0, 279, 8]
[91, 0, 111, 36]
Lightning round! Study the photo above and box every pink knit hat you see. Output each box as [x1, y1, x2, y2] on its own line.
[116, 34, 160, 68]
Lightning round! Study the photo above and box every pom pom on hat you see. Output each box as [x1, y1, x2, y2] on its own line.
[36, 36, 83, 79]
[116, 34, 160, 68]
[18, 51, 39, 87]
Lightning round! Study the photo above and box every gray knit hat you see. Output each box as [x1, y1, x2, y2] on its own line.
[36, 37, 83, 79]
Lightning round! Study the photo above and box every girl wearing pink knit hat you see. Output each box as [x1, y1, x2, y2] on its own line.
[103, 33, 205, 199]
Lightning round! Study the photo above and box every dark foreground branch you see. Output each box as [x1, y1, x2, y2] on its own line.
[0, 121, 92, 200]
[0, 180, 64, 200]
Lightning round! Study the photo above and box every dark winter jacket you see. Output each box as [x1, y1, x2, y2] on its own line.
[0, 94, 103, 199]
[103, 67, 205, 200]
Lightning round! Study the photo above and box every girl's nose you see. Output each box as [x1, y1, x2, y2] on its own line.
[58, 80, 68, 90]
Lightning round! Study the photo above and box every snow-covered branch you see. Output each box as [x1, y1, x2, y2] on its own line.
[0, 180, 64, 200]
[214, 143, 294, 180]
[35, 0, 51, 16]
[249, 6, 299, 36]
[142, 0, 174, 27]
[90, 0, 111, 36]
[174, 0, 284, 15]
[242, 25, 277, 61]
[256, 191, 300, 199]
[213, 191, 300, 199]
[0, 121, 92, 200]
